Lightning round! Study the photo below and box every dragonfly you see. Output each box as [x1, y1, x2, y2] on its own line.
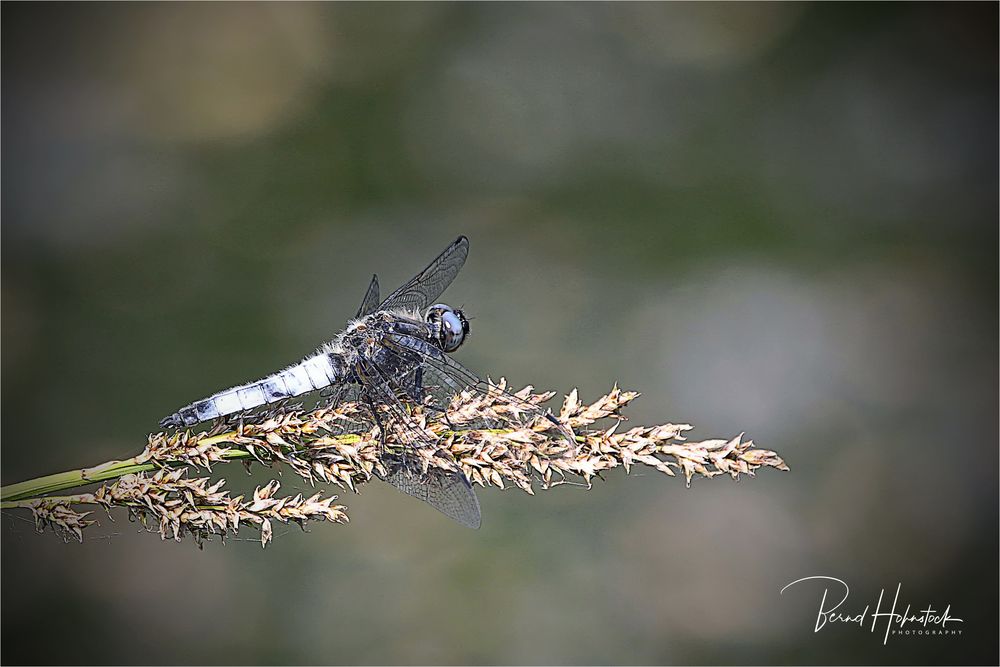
[159, 236, 572, 529]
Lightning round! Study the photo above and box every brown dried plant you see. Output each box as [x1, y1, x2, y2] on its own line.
[0, 383, 788, 547]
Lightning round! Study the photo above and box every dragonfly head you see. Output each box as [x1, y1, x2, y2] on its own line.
[426, 303, 469, 353]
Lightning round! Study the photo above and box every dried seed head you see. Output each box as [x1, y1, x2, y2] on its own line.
[20, 382, 787, 546]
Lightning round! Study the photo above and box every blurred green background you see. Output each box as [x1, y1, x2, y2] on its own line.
[2, 3, 997, 665]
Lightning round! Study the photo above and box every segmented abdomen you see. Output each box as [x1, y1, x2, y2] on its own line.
[160, 353, 342, 428]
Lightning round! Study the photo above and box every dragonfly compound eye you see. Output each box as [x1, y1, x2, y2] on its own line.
[427, 303, 468, 353]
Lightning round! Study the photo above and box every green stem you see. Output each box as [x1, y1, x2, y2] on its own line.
[0, 448, 253, 503]
[0, 425, 527, 505]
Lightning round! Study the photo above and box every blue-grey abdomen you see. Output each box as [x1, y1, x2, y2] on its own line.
[159, 352, 344, 429]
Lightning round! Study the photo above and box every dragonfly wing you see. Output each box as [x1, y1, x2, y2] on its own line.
[382, 332, 576, 442]
[378, 457, 482, 529]
[355, 274, 381, 319]
[377, 236, 469, 313]
[354, 352, 482, 528]
[355, 357, 439, 449]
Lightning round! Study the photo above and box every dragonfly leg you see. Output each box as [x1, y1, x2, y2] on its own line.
[419, 401, 456, 431]
[363, 394, 389, 458]
[403, 366, 458, 431]
[206, 418, 229, 437]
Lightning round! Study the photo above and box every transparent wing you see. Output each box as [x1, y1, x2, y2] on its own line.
[355, 357, 439, 450]
[354, 353, 483, 528]
[381, 332, 576, 443]
[378, 456, 481, 529]
[377, 236, 469, 313]
[355, 274, 381, 319]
